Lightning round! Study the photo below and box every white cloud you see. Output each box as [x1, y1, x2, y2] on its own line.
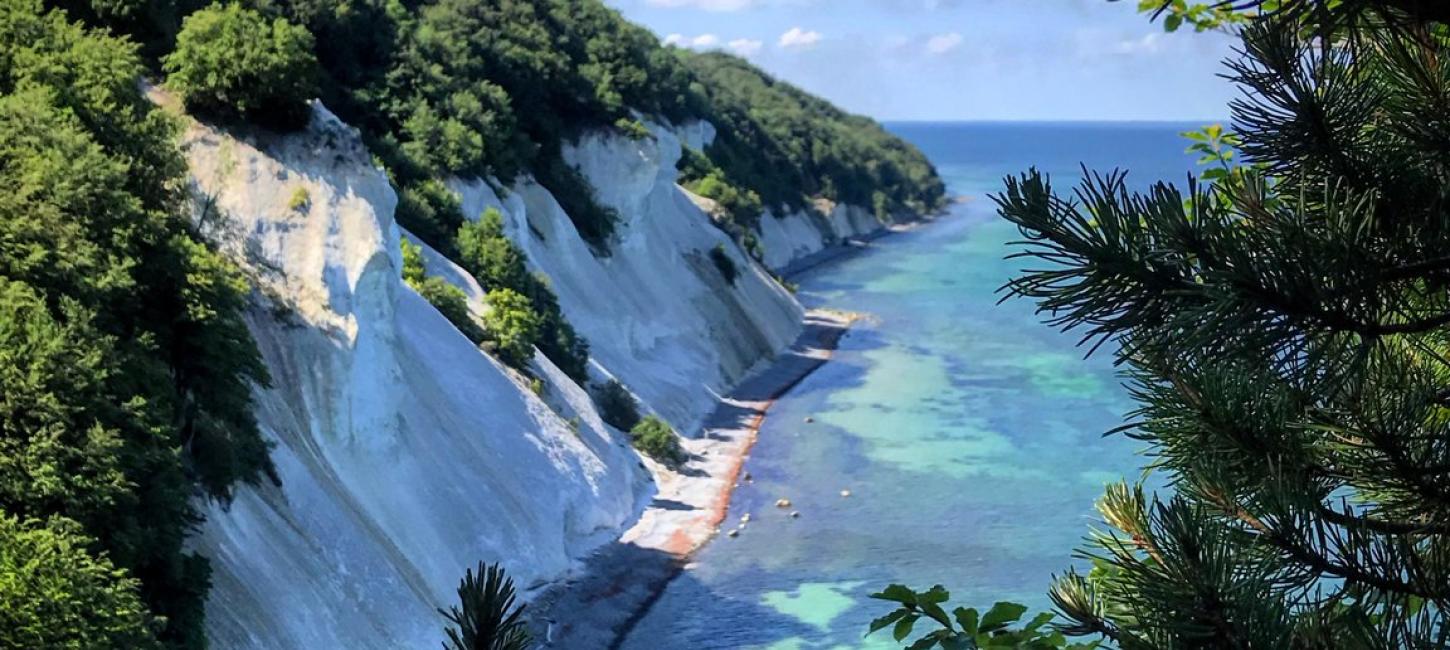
[925, 32, 963, 55]
[728, 38, 764, 56]
[646, 0, 760, 11]
[1112, 32, 1164, 55]
[778, 27, 823, 49]
[664, 32, 724, 49]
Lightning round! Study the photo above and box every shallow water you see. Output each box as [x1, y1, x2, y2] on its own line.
[620, 122, 1205, 650]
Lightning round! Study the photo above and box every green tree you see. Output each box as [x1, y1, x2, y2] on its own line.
[629, 415, 685, 465]
[163, 2, 318, 129]
[457, 209, 530, 293]
[0, 515, 161, 650]
[439, 562, 531, 650]
[398, 240, 489, 348]
[0, 4, 273, 645]
[594, 379, 641, 432]
[482, 288, 541, 370]
[456, 209, 591, 381]
[902, 2, 1450, 647]
[419, 278, 487, 345]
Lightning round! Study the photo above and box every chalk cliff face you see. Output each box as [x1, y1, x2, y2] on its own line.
[757, 202, 889, 272]
[182, 100, 886, 648]
[449, 119, 803, 434]
[181, 106, 648, 650]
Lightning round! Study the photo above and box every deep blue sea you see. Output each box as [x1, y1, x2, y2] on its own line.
[620, 122, 1209, 650]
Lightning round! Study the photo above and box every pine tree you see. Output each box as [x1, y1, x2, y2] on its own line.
[439, 562, 531, 650]
[992, 2, 1450, 646]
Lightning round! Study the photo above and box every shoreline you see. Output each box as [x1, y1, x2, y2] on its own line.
[531, 221, 923, 649]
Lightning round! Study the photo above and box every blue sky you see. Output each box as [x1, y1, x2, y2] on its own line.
[605, 0, 1239, 122]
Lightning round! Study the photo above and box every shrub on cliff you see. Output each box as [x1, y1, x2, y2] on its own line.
[418, 278, 486, 345]
[708, 244, 738, 286]
[630, 415, 685, 465]
[163, 3, 318, 130]
[594, 379, 641, 432]
[457, 209, 591, 381]
[398, 242, 488, 348]
[482, 288, 541, 370]
[395, 179, 466, 257]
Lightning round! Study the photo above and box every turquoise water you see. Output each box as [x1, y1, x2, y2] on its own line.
[620, 122, 1206, 650]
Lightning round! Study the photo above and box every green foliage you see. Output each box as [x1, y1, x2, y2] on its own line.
[457, 209, 590, 381]
[0, 515, 161, 650]
[401, 237, 491, 346]
[51, 0, 944, 253]
[1134, 0, 1260, 32]
[868, 585, 1094, 649]
[439, 562, 531, 650]
[287, 186, 310, 211]
[421, 279, 487, 346]
[534, 149, 620, 252]
[681, 50, 946, 221]
[457, 210, 529, 292]
[708, 244, 738, 285]
[629, 415, 684, 465]
[400, 237, 427, 286]
[395, 179, 467, 257]
[399, 237, 479, 344]
[986, 4, 1450, 647]
[481, 288, 541, 370]
[594, 379, 641, 432]
[163, 2, 318, 130]
[614, 117, 652, 141]
[0, 3, 273, 646]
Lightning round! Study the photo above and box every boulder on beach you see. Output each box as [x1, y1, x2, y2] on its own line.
[775, 498, 792, 508]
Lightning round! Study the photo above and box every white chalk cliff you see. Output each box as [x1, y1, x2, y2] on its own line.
[179, 101, 890, 648]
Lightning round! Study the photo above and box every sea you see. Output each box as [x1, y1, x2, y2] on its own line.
[618, 121, 1212, 650]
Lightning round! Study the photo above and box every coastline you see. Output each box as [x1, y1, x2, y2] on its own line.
[529, 221, 926, 648]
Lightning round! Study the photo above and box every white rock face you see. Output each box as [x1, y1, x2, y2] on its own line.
[757, 202, 887, 272]
[450, 120, 804, 434]
[181, 105, 649, 650]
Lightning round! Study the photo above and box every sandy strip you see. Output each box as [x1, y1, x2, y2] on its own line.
[529, 309, 855, 649]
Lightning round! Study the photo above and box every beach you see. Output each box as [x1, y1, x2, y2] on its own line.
[528, 305, 855, 648]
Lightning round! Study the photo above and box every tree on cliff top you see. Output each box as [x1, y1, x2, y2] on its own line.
[163, 2, 319, 130]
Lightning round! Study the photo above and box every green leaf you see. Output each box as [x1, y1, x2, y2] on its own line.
[907, 632, 943, 650]
[953, 607, 980, 637]
[1163, 13, 1183, 31]
[894, 614, 920, 642]
[1023, 611, 1054, 632]
[868, 608, 909, 634]
[940, 635, 974, 650]
[872, 584, 918, 605]
[920, 601, 953, 629]
[979, 602, 1028, 632]
[919, 584, 952, 604]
